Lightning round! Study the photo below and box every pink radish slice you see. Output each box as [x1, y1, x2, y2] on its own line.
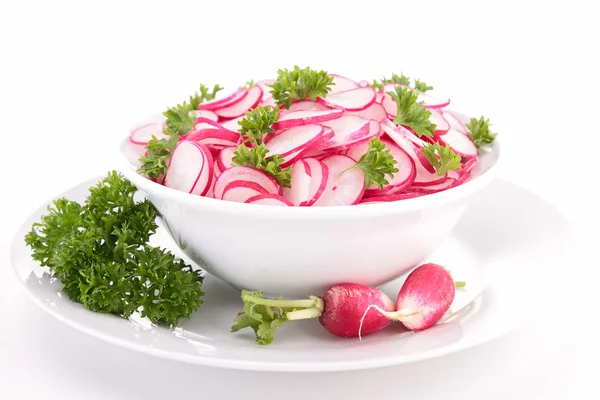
[259, 96, 276, 107]
[191, 109, 219, 122]
[360, 192, 421, 203]
[395, 263, 456, 331]
[245, 193, 293, 206]
[436, 128, 478, 158]
[429, 108, 450, 134]
[299, 158, 329, 206]
[219, 115, 245, 131]
[317, 87, 376, 111]
[287, 100, 331, 113]
[256, 79, 275, 101]
[266, 124, 325, 157]
[164, 141, 214, 196]
[273, 109, 343, 131]
[375, 92, 384, 103]
[213, 166, 280, 200]
[443, 111, 468, 133]
[217, 146, 237, 171]
[184, 128, 240, 147]
[457, 171, 471, 185]
[282, 160, 312, 206]
[129, 122, 168, 145]
[222, 180, 269, 203]
[382, 94, 397, 118]
[462, 156, 479, 174]
[205, 161, 221, 198]
[411, 178, 455, 194]
[345, 140, 371, 162]
[358, 80, 370, 87]
[193, 117, 236, 131]
[344, 102, 388, 123]
[214, 86, 263, 119]
[419, 92, 451, 109]
[363, 138, 416, 196]
[198, 88, 248, 111]
[313, 155, 365, 206]
[328, 74, 360, 94]
[381, 122, 435, 174]
[317, 116, 374, 151]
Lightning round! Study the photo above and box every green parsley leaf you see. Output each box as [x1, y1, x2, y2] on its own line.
[244, 79, 256, 89]
[138, 83, 223, 178]
[24, 171, 205, 327]
[237, 106, 279, 146]
[371, 72, 411, 91]
[268, 65, 334, 109]
[388, 86, 436, 138]
[420, 143, 462, 176]
[414, 79, 434, 92]
[466, 116, 497, 149]
[347, 137, 399, 189]
[231, 144, 292, 188]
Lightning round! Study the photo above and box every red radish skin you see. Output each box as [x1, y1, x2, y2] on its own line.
[429, 108, 450, 135]
[328, 74, 360, 94]
[435, 128, 478, 158]
[245, 193, 293, 206]
[222, 180, 269, 203]
[217, 146, 237, 171]
[266, 124, 325, 157]
[184, 128, 241, 147]
[318, 283, 395, 338]
[213, 166, 281, 200]
[344, 102, 388, 123]
[317, 87, 376, 111]
[273, 109, 343, 130]
[198, 88, 248, 111]
[318, 116, 379, 151]
[219, 115, 246, 131]
[191, 109, 219, 122]
[282, 160, 313, 206]
[395, 263, 456, 331]
[214, 86, 263, 119]
[313, 154, 365, 206]
[418, 92, 451, 109]
[381, 122, 436, 174]
[164, 141, 214, 196]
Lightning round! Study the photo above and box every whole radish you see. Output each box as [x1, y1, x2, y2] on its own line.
[231, 283, 395, 345]
[358, 263, 457, 338]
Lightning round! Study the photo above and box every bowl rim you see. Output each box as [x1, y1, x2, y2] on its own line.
[116, 135, 501, 219]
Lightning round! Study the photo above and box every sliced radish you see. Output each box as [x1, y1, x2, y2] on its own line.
[287, 100, 331, 113]
[222, 180, 269, 203]
[462, 156, 479, 174]
[214, 86, 262, 119]
[419, 92, 450, 109]
[205, 161, 221, 198]
[381, 122, 435, 174]
[273, 109, 343, 130]
[344, 102, 388, 123]
[300, 158, 329, 206]
[429, 109, 450, 134]
[443, 111, 468, 133]
[217, 146, 237, 171]
[360, 192, 421, 203]
[328, 74, 360, 94]
[345, 140, 371, 163]
[266, 124, 325, 157]
[198, 88, 248, 111]
[184, 128, 240, 147]
[313, 155, 365, 206]
[282, 160, 312, 206]
[456, 171, 471, 186]
[317, 116, 376, 151]
[364, 138, 416, 196]
[411, 178, 455, 194]
[318, 87, 376, 111]
[129, 122, 168, 145]
[213, 166, 280, 200]
[256, 79, 275, 101]
[191, 109, 219, 122]
[219, 115, 245, 132]
[375, 92, 384, 103]
[436, 128, 478, 158]
[164, 141, 214, 196]
[245, 193, 293, 206]
[381, 94, 397, 118]
[358, 80, 370, 88]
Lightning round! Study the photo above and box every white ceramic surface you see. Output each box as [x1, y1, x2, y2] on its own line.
[11, 176, 572, 372]
[116, 114, 501, 295]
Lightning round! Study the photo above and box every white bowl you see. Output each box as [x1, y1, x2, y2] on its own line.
[117, 116, 501, 296]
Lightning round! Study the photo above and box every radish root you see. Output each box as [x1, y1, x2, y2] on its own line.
[358, 304, 420, 341]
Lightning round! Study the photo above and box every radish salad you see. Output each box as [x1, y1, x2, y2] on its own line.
[134, 66, 497, 206]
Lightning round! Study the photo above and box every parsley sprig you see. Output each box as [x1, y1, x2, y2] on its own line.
[388, 86, 436, 138]
[346, 138, 399, 189]
[372, 72, 433, 93]
[24, 171, 205, 327]
[466, 116, 497, 149]
[138, 84, 223, 178]
[237, 106, 279, 146]
[268, 65, 334, 109]
[420, 143, 462, 176]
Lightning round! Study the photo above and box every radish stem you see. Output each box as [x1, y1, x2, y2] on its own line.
[286, 307, 323, 321]
[358, 305, 419, 340]
[241, 293, 322, 309]
[454, 281, 466, 288]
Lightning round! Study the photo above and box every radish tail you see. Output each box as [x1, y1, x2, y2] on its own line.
[358, 304, 419, 340]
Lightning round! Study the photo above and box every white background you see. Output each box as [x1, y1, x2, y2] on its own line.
[1, 1, 598, 399]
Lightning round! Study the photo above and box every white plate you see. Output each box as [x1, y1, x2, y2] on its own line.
[10, 176, 574, 371]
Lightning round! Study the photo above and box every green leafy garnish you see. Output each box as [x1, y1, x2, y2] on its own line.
[138, 83, 223, 178]
[24, 171, 205, 327]
[466, 116, 497, 149]
[346, 137, 399, 189]
[420, 143, 462, 176]
[231, 290, 323, 345]
[388, 86, 436, 138]
[237, 106, 279, 146]
[244, 79, 256, 89]
[268, 65, 334, 109]
[231, 144, 292, 188]
[371, 72, 411, 91]
[414, 79, 433, 92]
